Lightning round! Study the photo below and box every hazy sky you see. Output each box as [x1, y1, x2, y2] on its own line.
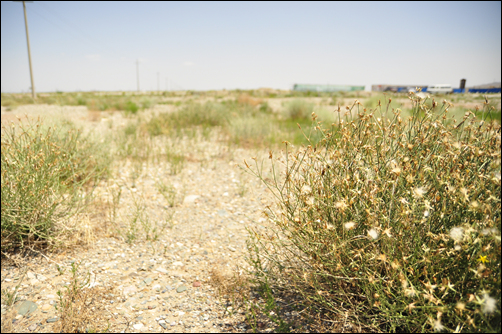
[1, 1, 501, 93]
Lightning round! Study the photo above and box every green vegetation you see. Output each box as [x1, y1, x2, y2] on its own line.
[1, 89, 500, 332]
[1, 117, 111, 252]
[1, 91, 158, 112]
[284, 99, 314, 120]
[243, 95, 501, 332]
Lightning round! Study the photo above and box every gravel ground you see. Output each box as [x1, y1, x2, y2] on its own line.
[1, 105, 284, 333]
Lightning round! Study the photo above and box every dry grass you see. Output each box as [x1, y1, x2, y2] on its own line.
[2, 90, 500, 333]
[87, 110, 103, 122]
[237, 93, 263, 107]
[243, 94, 501, 332]
[55, 283, 117, 333]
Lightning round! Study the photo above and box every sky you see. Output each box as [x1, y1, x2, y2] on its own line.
[1, 1, 501, 93]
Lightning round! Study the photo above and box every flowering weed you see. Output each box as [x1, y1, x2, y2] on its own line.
[244, 94, 501, 332]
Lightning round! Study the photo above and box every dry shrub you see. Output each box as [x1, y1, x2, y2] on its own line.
[1, 116, 111, 253]
[210, 266, 251, 309]
[245, 95, 501, 333]
[54, 261, 118, 333]
[237, 94, 263, 107]
[87, 110, 102, 122]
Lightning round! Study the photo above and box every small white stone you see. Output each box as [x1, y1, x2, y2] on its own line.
[133, 323, 143, 330]
[183, 195, 200, 204]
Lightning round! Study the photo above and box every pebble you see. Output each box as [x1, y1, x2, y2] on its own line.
[176, 285, 187, 293]
[28, 324, 37, 331]
[133, 323, 143, 330]
[155, 267, 168, 274]
[183, 195, 200, 204]
[41, 304, 52, 313]
[46, 317, 59, 323]
[15, 300, 38, 316]
[193, 281, 201, 287]
[123, 285, 137, 295]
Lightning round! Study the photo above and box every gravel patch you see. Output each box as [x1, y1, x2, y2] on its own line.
[1, 105, 280, 333]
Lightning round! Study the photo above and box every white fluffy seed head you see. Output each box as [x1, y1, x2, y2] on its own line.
[450, 227, 464, 242]
[368, 228, 379, 240]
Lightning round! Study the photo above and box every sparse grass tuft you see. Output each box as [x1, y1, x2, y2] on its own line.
[55, 261, 115, 333]
[1, 270, 26, 307]
[1, 116, 111, 252]
[156, 179, 177, 207]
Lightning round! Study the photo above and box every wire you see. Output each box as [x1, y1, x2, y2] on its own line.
[32, 2, 104, 52]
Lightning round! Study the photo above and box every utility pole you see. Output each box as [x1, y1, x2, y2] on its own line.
[136, 59, 140, 92]
[14, 1, 36, 99]
[157, 72, 159, 92]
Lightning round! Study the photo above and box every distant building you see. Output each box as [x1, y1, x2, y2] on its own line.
[372, 84, 427, 92]
[373, 82, 501, 94]
[293, 84, 365, 92]
[467, 82, 501, 94]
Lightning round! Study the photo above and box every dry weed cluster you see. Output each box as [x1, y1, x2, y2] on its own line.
[244, 93, 501, 332]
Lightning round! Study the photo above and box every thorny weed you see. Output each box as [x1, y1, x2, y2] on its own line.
[243, 93, 501, 333]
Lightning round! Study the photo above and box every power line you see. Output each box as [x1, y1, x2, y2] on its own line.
[36, 2, 102, 49]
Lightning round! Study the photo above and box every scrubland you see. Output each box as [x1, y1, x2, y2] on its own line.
[1, 89, 500, 332]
